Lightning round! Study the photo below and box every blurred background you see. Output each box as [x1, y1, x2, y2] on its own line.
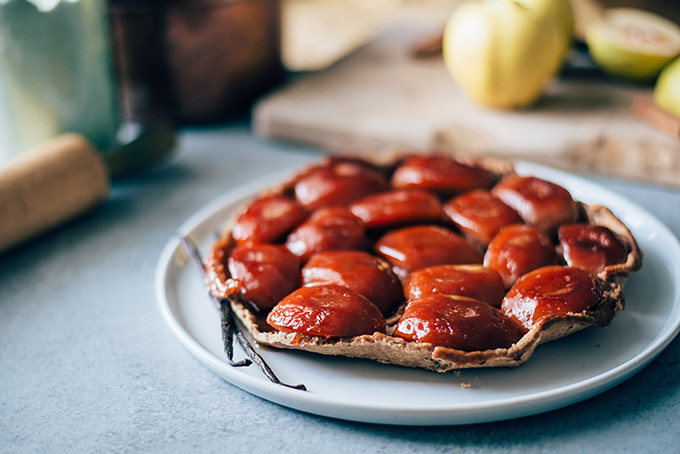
[0, 0, 679, 251]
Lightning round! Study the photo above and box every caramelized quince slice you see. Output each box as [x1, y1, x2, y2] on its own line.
[443, 189, 521, 247]
[500, 265, 606, 330]
[393, 294, 526, 351]
[404, 264, 505, 307]
[228, 244, 301, 312]
[492, 175, 578, 235]
[232, 195, 308, 245]
[302, 251, 402, 315]
[375, 225, 483, 278]
[558, 224, 629, 274]
[349, 189, 442, 228]
[285, 207, 365, 262]
[267, 284, 386, 338]
[484, 224, 558, 288]
[293, 160, 387, 210]
[391, 155, 496, 195]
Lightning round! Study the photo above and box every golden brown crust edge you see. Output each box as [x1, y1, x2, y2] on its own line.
[583, 203, 643, 284]
[210, 155, 642, 373]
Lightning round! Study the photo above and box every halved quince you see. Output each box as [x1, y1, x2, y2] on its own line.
[586, 8, 680, 82]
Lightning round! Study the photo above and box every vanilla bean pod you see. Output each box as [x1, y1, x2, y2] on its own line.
[232, 328, 307, 391]
[178, 234, 249, 367]
[178, 234, 306, 390]
[219, 300, 251, 367]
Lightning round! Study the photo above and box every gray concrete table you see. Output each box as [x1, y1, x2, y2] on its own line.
[2, 122, 679, 453]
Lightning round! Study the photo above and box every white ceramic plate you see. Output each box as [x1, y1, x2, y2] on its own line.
[155, 162, 680, 425]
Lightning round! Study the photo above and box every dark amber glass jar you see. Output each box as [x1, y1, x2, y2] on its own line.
[108, 0, 282, 125]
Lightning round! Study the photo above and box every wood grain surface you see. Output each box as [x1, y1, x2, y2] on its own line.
[256, 21, 680, 187]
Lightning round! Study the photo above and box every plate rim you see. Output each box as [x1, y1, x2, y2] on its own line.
[155, 161, 680, 425]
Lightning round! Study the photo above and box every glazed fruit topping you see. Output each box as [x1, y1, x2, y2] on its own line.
[349, 189, 443, 228]
[443, 189, 522, 247]
[267, 284, 386, 338]
[301, 251, 403, 315]
[484, 224, 558, 288]
[293, 161, 387, 210]
[558, 224, 628, 274]
[228, 244, 301, 312]
[375, 225, 483, 278]
[232, 195, 308, 245]
[391, 155, 496, 195]
[393, 294, 525, 351]
[285, 206, 365, 262]
[500, 265, 606, 330]
[492, 175, 578, 235]
[203, 155, 640, 374]
[404, 264, 506, 307]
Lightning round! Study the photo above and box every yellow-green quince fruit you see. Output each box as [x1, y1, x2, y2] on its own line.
[654, 57, 680, 117]
[522, 0, 574, 44]
[586, 8, 680, 82]
[443, 0, 569, 109]
[521, 0, 574, 73]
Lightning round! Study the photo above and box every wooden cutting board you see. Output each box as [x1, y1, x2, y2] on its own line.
[254, 22, 680, 187]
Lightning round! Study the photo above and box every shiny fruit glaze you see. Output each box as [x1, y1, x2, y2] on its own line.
[267, 284, 386, 338]
[404, 264, 506, 307]
[293, 161, 387, 210]
[393, 294, 525, 351]
[232, 195, 308, 245]
[500, 265, 605, 330]
[391, 155, 496, 195]
[285, 206, 365, 262]
[484, 224, 558, 288]
[227, 244, 301, 312]
[559, 224, 628, 274]
[349, 189, 442, 228]
[492, 175, 578, 235]
[443, 189, 521, 247]
[301, 250, 402, 315]
[375, 225, 483, 278]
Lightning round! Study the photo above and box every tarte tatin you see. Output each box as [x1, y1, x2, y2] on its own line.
[203, 154, 642, 372]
